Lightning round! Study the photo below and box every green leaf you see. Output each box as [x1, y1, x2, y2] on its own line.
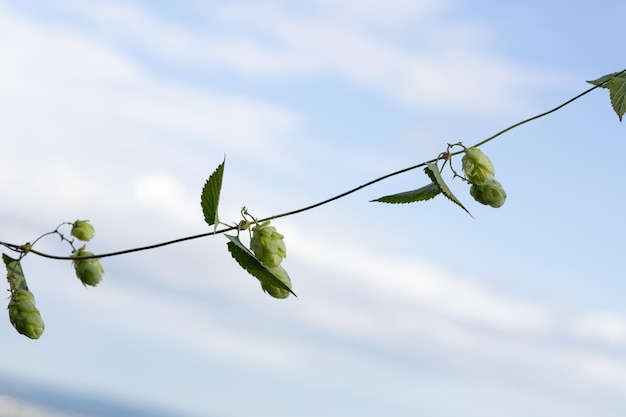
[587, 71, 623, 89]
[371, 182, 441, 204]
[609, 76, 626, 121]
[225, 235, 297, 298]
[3, 254, 28, 292]
[425, 162, 473, 217]
[200, 158, 225, 229]
[587, 70, 626, 121]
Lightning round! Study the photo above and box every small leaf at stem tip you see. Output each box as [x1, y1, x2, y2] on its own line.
[225, 235, 297, 298]
[587, 71, 626, 121]
[425, 162, 473, 218]
[371, 182, 441, 204]
[200, 158, 225, 228]
[586, 71, 626, 89]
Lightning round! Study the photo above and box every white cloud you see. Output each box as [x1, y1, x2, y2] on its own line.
[235, 7, 555, 114]
[0, 0, 302, 240]
[287, 223, 552, 334]
[132, 174, 196, 220]
[223, 6, 558, 113]
[64, 280, 303, 371]
[271, 224, 626, 401]
[0, 2, 299, 161]
[33, 0, 561, 115]
[548, 346, 626, 391]
[569, 313, 626, 344]
[312, 0, 449, 27]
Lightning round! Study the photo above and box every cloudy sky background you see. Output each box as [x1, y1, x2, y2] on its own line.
[1, 0, 625, 416]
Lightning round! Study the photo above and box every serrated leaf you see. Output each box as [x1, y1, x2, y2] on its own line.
[587, 71, 623, 89]
[425, 162, 473, 217]
[371, 182, 441, 204]
[225, 235, 297, 298]
[587, 71, 626, 121]
[3, 253, 28, 292]
[200, 158, 225, 229]
[609, 76, 626, 121]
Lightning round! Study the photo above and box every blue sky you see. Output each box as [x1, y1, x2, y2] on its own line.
[1, 1, 625, 416]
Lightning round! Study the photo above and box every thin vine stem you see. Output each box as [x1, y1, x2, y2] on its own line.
[1, 71, 622, 261]
[472, 84, 605, 148]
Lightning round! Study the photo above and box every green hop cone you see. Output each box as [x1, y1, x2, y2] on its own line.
[72, 245, 104, 286]
[470, 179, 507, 208]
[8, 289, 45, 339]
[250, 221, 287, 268]
[71, 220, 95, 242]
[261, 265, 292, 299]
[462, 147, 495, 185]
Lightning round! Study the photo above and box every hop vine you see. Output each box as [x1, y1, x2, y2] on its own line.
[1, 69, 624, 339]
[2, 221, 105, 338]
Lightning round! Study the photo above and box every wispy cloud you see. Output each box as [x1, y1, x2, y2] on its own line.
[36, 0, 560, 115]
[37, 216, 626, 409]
[0, 2, 299, 161]
[569, 313, 626, 344]
[0, 0, 301, 235]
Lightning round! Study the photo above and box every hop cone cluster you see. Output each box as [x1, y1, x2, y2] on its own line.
[250, 221, 292, 298]
[71, 220, 95, 241]
[8, 289, 45, 339]
[72, 245, 104, 286]
[470, 179, 507, 208]
[462, 147, 495, 185]
[251, 221, 287, 268]
[3, 220, 104, 339]
[3, 254, 45, 339]
[261, 266, 292, 299]
[462, 147, 506, 208]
